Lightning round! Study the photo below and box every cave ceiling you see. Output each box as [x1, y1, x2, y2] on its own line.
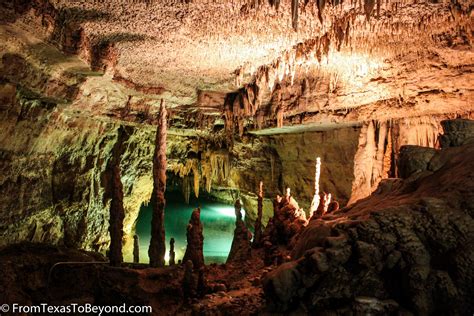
[0, 0, 472, 133]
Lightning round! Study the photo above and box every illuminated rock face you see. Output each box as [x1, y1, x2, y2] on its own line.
[0, 0, 472, 264]
[264, 124, 474, 314]
[0, 82, 471, 254]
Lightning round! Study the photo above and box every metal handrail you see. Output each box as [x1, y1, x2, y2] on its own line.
[46, 261, 109, 296]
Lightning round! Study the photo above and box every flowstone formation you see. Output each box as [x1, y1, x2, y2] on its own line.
[263, 119, 474, 315]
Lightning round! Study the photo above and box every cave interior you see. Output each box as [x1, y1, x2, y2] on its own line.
[0, 0, 473, 315]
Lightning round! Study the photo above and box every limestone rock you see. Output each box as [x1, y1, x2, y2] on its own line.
[263, 140, 474, 315]
[183, 208, 205, 270]
[398, 145, 437, 179]
[227, 200, 252, 264]
[439, 119, 474, 148]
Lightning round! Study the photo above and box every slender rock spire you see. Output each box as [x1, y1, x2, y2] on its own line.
[183, 208, 205, 270]
[227, 199, 252, 263]
[149, 100, 167, 267]
[253, 181, 264, 248]
[108, 126, 127, 267]
[169, 237, 176, 266]
[133, 234, 140, 263]
[310, 157, 322, 218]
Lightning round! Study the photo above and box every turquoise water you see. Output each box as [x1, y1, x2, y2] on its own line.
[134, 192, 242, 264]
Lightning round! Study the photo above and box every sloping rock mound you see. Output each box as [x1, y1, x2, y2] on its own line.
[263, 120, 474, 315]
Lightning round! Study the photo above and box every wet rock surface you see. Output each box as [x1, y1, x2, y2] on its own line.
[263, 134, 474, 315]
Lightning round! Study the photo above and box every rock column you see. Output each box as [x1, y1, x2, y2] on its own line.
[227, 199, 252, 263]
[133, 234, 139, 263]
[107, 126, 128, 267]
[253, 181, 264, 248]
[169, 237, 176, 266]
[183, 208, 205, 270]
[148, 101, 167, 267]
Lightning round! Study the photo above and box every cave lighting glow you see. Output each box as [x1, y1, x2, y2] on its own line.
[132, 193, 245, 264]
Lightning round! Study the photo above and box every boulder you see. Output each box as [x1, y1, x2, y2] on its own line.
[440, 119, 474, 148]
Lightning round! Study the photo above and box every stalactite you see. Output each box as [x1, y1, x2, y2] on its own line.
[364, 0, 376, 20]
[193, 170, 200, 199]
[148, 100, 167, 268]
[383, 124, 393, 178]
[291, 0, 299, 31]
[371, 121, 388, 186]
[269, 0, 281, 10]
[317, 0, 326, 23]
[182, 175, 191, 204]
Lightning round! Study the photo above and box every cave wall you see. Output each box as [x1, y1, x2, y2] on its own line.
[264, 126, 362, 211]
[2, 81, 471, 255]
[349, 113, 474, 204]
[0, 84, 156, 252]
[0, 84, 364, 252]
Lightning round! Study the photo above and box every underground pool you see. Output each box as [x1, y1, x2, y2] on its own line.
[132, 192, 244, 264]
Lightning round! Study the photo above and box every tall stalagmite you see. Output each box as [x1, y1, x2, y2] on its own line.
[183, 208, 205, 270]
[253, 181, 264, 248]
[227, 199, 252, 263]
[133, 234, 139, 263]
[107, 126, 128, 267]
[148, 101, 167, 267]
[169, 238, 176, 266]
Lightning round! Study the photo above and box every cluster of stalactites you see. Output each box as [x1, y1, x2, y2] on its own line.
[170, 152, 230, 202]
[170, 158, 200, 203]
[227, 21, 351, 138]
[202, 152, 230, 192]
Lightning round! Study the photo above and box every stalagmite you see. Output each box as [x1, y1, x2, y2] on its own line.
[197, 268, 207, 298]
[107, 126, 128, 267]
[309, 157, 321, 218]
[253, 181, 264, 248]
[227, 199, 252, 263]
[182, 260, 196, 301]
[148, 100, 167, 268]
[133, 234, 140, 263]
[266, 189, 307, 245]
[183, 208, 205, 270]
[169, 238, 176, 266]
[327, 200, 340, 213]
[323, 193, 332, 215]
